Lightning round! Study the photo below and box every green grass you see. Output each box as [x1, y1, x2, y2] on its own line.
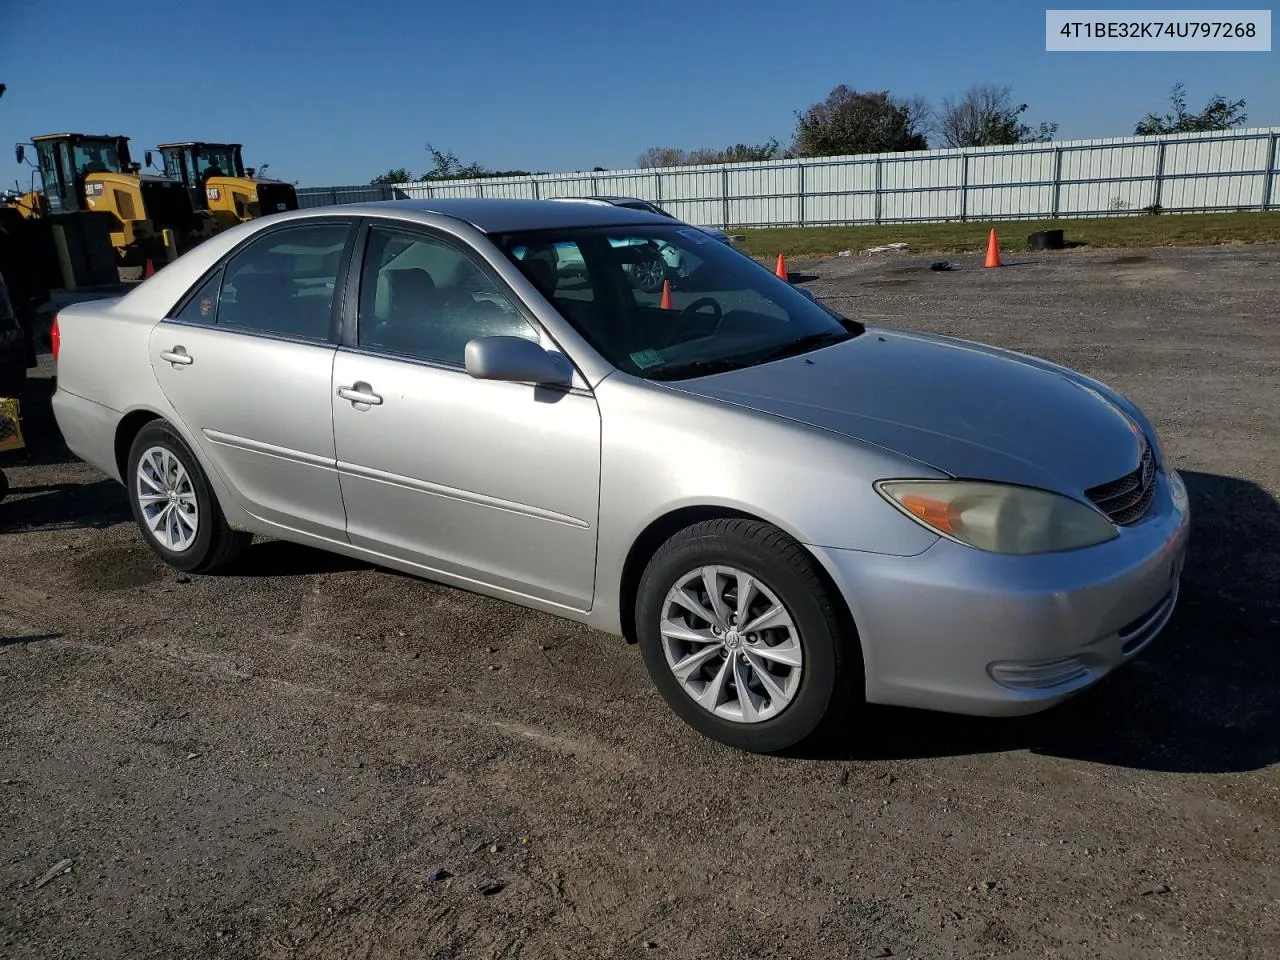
[732, 211, 1280, 259]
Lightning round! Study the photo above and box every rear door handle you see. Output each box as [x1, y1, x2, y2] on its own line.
[160, 346, 193, 366]
[337, 383, 383, 406]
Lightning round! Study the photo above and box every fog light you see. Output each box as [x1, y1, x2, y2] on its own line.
[988, 656, 1089, 690]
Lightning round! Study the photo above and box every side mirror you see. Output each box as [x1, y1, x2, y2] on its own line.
[14, 144, 24, 165]
[796, 287, 817, 302]
[464, 336, 573, 386]
[145, 151, 153, 168]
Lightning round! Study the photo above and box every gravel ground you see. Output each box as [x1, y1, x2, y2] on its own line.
[2, 245, 1278, 959]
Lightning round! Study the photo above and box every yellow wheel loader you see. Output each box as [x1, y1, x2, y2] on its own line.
[14, 134, 215, 265]
[154, 141, 298, 229]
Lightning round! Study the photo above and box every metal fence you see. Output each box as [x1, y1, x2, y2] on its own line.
[297, 126, 1280, 228]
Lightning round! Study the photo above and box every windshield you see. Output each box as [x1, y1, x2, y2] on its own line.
[72, 138, 125, 176]
[495, 224, 860, 380]
[195, 146, 241, 178]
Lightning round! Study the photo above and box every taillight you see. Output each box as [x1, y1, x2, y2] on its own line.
[50, 314, 60, 362]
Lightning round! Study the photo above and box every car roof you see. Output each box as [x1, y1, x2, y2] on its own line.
[323, 197, 670, 232]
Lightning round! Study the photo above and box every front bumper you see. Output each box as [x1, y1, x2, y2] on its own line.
[812, 469, 1191, 716]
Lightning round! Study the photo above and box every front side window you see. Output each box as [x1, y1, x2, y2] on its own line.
[217, 223, 350, 341]
[496, 224, 860, 379]
[357, 226, 538, 366]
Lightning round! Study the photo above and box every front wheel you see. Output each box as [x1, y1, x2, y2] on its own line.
[636, 518, 858, 753]
[126, 420, 251, 573]
[630, 248, 668, 293]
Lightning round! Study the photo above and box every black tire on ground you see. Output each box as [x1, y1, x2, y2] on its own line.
[126, 420, 251, 573]
[635, 518, 859, 753]
[1028, 229, 1065, 251]
[0, 468, 8, 503]
[632, 251, 669, 294]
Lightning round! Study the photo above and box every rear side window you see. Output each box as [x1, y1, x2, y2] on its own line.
[216, 223, 351, 342]
[170, 268, 223, 324]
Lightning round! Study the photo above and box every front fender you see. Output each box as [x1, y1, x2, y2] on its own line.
[587, 375, 942, 633]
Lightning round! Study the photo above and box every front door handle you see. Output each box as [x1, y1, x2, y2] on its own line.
[337, 383, 383, 406]
[159, 346, 193, 366]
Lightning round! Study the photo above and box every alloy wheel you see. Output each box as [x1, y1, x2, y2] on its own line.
[135, 445, 200, 552]
[659, 565, 803, 723]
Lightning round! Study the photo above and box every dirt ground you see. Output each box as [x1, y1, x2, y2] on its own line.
[2, 245, 1278, 960]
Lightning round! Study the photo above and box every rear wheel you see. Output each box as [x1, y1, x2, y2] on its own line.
[126, 420, 250, 573]
[636, 518, 857, 752]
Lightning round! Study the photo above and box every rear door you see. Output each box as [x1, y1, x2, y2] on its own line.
[330, 222, 602, 610]
[148, 219, 357, 540]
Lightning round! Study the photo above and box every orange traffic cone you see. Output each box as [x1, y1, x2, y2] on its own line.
[775, 252, 788, 280]
[660, 279, 673, 310]
[984, 229, 1001, 268]
[144, 258, 156, 278]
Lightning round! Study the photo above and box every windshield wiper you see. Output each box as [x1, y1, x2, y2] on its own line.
[645, 357, 757, 380]
[756, 329, 854, 363]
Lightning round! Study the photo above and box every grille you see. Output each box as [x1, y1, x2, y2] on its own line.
[139, 180, 196, 234]
[256, 182, 299, 214]
[1086, 439, 1157, 525]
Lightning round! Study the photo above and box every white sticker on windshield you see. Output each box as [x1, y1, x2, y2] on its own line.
[677, 227, 711, 245]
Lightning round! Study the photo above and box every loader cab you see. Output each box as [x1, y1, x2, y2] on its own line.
[26, 133, 130, 215]
[156, 141, 298, 226]
[158, 141, 245, 206]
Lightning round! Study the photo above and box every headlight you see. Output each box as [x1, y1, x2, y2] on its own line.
[876, 480, 1119, 555]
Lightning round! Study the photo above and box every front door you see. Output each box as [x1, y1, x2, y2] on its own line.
[331, 224, 602, 611]
[149, 219, 356, 540]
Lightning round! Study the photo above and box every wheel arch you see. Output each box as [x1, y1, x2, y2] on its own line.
[114, 408, 165, 479]
[112, 407, 251, 534]
[616, 506, 863, 666]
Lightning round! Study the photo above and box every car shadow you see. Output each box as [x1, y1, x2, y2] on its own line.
[798, 470, 1280, 774]
[0, 632, 63, 647]
[227, 539, 373, 577]
[0, 478, 132, 534]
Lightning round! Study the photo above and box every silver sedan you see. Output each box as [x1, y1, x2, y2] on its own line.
[50, 199, 1190, 753]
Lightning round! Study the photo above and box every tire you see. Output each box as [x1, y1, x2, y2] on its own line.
[635, 518, 857, 753]
[630, 249, 668, 294]
[126, 420, 251, 573]
[0, 469, 8, 503]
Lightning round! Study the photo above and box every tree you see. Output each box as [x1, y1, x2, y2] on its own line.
[688, 139, 783, 164]
[792, 86, 930, 157]
[637, 146, 690, 168]
[637, 140, 782, 168]
[370, 167, 414, 186]
[938, 84, 1058, 148]
[1135, 81, 1248, 135]
[420, 142, 534, 180]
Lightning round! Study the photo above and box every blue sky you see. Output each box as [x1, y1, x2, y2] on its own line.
[2, 0, 1276, 189]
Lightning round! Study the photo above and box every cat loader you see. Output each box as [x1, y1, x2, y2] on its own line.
[13, 133, 215, 267]
[154, 141, 298, 230]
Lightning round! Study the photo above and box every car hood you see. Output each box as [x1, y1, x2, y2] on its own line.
[671, 326, 1147, 495]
